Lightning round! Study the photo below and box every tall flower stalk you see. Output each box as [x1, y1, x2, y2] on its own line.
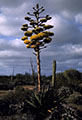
[21, 4, 54, 92]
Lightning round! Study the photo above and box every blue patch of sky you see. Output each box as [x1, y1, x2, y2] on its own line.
[79, 26, 82, 32]
[78, 26, 82, 32]
[74, 22, 82, 32]
[0, 35, 20, 40]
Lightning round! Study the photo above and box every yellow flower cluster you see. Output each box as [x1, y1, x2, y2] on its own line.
[21, 27, 27, 31]
[43, 31, 54, 36]
[30, 34, 42, 40]
[44, 37, 52, 43]
[24, 39, 31, 44]
[30, 31, 54, 41]
[40, 18, 47, 22]
[44, 25, 53, 29]
[26, 44, 37, 49]
[31, 45, 36, 48]
[36, 42, 42, 45]
[23, 24, 28, 27]
[30, 34, 39, 40]
[24, 31, 33, 36]
[35, 27, 43, 32]
[30, 32, 48, 40]
[38, 32, 46, 37]
[21, 36, 27, 40]
[26, 44, 30, 48]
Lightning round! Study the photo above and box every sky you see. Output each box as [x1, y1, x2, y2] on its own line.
[0, 0, 82, 76]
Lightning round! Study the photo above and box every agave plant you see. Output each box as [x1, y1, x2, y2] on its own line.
[21, 3, 54, 92]
[25, 88, 70, 120]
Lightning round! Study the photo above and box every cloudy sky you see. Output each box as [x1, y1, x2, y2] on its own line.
[0, 0, 82, 76]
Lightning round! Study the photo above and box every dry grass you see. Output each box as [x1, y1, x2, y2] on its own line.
[0, 90, 9, 96]
[22, 85, 36, 90]
[0, 85, 36, 97]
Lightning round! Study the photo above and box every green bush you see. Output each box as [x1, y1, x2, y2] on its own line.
[56, 73, 67, 88]
[64, 69, 81, 85]
[0, 86, 33, 115]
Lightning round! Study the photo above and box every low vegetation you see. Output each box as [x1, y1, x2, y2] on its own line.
[0, 69, 82, 120]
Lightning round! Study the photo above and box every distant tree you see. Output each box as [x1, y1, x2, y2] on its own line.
[64, 69, 81, 85]
[21, 4, 54, 92]
[56, 73, 66, 88]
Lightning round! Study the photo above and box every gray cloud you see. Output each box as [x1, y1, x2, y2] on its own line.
[0, 0, 82, 75]
[0, 0, 34, 8]
[41, 0, 82, 14]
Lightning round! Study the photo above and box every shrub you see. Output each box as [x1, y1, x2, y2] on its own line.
[64, 69, 81, 85]
[25, 87, 71, 120]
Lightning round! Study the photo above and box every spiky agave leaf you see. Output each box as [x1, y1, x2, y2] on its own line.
[26, 92, 42, 109]
[26, 99, 37, 108]
[34, 93, 42, 106]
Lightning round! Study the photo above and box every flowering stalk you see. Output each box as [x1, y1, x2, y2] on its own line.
[21, 4, 54, 92]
